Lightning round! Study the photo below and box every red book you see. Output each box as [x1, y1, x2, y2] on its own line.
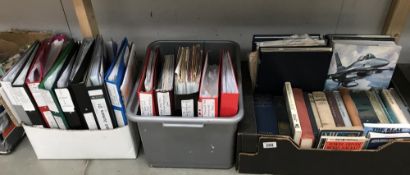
[219, 50, 239, 117]
[198, 52, 221, 117]
[25, 35, 66, 128]
[2, 121, 15, 139]
[137, 48, 159, 116]
[293, 88, 315, 148]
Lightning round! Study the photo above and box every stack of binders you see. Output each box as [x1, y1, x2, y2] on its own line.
[137, 43, 240, 118]
[0, 34, 138, 130]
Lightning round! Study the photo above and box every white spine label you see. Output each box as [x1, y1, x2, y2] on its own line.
[83, 112, 98, 130]
[28, 83, 46, 107]
[42, 90, 58, 112]
[263, 142, 277, 149]
[202, 99, 215, 117]
[1, 82, 17, 105]
[181, 99, 194, 117]
[114, 109, 125, 127]
[43, 111, 59, 128]
[140, 93, 153, 116]
[14, 87, 36, 111]
[55, 88, 75, 112]
[157, 92, 171, 116]
[88, 89, 113, 130]
[107, 83, 121, 107]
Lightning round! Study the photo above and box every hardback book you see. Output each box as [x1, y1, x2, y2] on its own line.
[363, 123, 410, 136]
[304, 93, 320, 143]
[325, 41, 401, 91]
[312, 91, 335, 128]
[350, 91, 380, 124]
[283, 82, 302, 144]
[293, 88, 314, 148]
[339, 88, 363, 127]
[254, 95, 278, 135]
[380, 89, 408, 124]
[318, 136, 367, 150]
[366, 90, 390, 123]
[325, 92, 345, 127]
[332, 91, 353, 127]
[366, 132, 410, 149]
[389, 88, 410, 122]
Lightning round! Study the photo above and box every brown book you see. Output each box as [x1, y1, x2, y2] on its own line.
[312, 91, 336, 128]
[339, 88, 362, 127]
[325, 92, 345, 127]
[293, 88, 314, 148]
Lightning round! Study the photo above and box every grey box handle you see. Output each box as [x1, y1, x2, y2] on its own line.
[162, 123, 205, 128]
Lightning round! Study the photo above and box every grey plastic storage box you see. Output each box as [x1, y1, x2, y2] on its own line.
[127, 40, 244, 168]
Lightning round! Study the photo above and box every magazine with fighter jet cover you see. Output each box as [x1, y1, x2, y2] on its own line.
[324, 42, 401, 91]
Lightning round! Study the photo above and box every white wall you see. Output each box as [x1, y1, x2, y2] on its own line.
[2, 0, 410, 62]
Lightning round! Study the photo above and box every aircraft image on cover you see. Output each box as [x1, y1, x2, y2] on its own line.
[325, 43, 401, 91]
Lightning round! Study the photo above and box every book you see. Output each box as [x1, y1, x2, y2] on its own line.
[312, 91, 336, 128]
[339, 88, 362, 127]
[325, 41, 401, 91]
[389, 88, 410, 123]
[325, 92, 345, 127]
[198, 51, 220, 117]
[332, 91, 353, 127]
[350, 91, 380, 124]
[38, 40, 77, 129]
[293, 88, 314, 148]
[366, 90, 390, 123]
[304, 93, 319, 143]
[380, 89, 408, 124]
[155, 54, 175, 116]
[254, 95, 278, 134]
[283, 82, 302, 144]
[219, 50, 239, 117]
[173, 45, 204, 117]
[307, 93, 322, 129]
[138, 47, 159, 116]
[105, 38, 130, 127]
[366, 132, 410, 149]
[363, 123, 410, 136]
[318, 136, 367, 150]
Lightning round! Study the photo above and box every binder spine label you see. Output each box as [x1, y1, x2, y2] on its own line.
[114, 110, 125, 127]
[83, 112, 98, 130]
[88, 89, 113, 130]
[42, 90, 58, 112]
[157, 92, 171, 116]
[28, 83, 46, 107]
[43, 111, 59, 128]
[181, 99, 194, 117]
[140, 93, 153, 116]
[55, 88, 75, 112]
[202, 99, 215, 117]
[107, 83, 121, 107]
[14, 87, 36, 111]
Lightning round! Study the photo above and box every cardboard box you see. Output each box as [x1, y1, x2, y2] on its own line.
[23, 123, 139, 159]
[236, 62, 410, 174]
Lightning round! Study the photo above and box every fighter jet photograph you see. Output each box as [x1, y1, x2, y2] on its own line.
[324, 43, 401, 91]
[328, 52, 393, 87]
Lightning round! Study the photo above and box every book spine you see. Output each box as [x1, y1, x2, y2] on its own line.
[340, 88, 362, 127]
[389, 88, 410, 123]
[308, 93, 322, 128]
[366, 91, 390, 123]
[325, 92, 345, 127]
[293, 89, 314, 148]
[88, 89, 114, 130]
[381, 89, 408, 124]
[312, 91, 336, 128]
[283, 82, 302, 144]
[157, 92, 172, 116]
[333, 91, 353, 127]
